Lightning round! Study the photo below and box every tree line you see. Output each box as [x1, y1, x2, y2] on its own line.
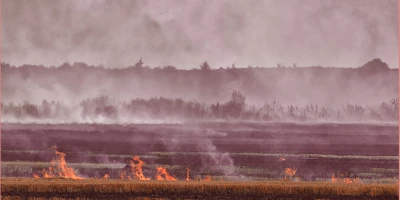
[2, 58, 398, 107]
[2, 91, 398, 123]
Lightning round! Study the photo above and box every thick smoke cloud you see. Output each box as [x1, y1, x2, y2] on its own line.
[1, 0, 398, 69]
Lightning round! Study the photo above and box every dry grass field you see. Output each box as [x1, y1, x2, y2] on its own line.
[2, 123, 398, 199]
[1, 178, 398, 200]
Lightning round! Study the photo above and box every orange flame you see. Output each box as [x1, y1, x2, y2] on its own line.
[43, 170, 51, 178]
[129, 156, 150, 180]
[285, 168, 297, 177]
[344, 178, 352, 184]
[119, 171, 127, 179]
[34, 145, 83, 180]
[186, 167, 190, 181]
[331, 173, 360, 184]
[278, 157, 286, 162]
[331, 173, 336, 183]
[33, 174, 40, 179]
[203, 175, 212, 182]
[103, 174, 110, 179]
[156, 166, 177, 180]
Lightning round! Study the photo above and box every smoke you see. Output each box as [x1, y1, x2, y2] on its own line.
[197, 139, 235, 176]
[2, 0, 398, 69]
[192, 129, 235, 176]
[2, 62, 398, 107]
[1, 2, 398, 181]
[1, 0, 398, 107]
[2, 95, 398, 124]
[204, 129, 227, 137]
[157, 127, 235, 176]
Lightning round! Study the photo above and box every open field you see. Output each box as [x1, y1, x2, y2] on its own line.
[2, 178, 398, 200]
[1, 122, 399, 199]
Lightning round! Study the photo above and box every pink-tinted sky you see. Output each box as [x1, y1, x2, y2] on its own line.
[1, 0, 398, 69]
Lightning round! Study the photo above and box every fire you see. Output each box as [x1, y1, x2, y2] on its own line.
[119, 171, 127, 179]
[156, 166, 177, 181]
[285, 167, 297, 177]
[278, 157, 286, 162]
[186, 167, 190, 181]
[43, 170, 51, 178]
[129, 156, 150, 180]
[34, 145, 83, 180]
[331, 173, 336, 183]
[344, 178, 352, 184]
[103, 174, 110, 179]
[345, 177, 360, 184]
[33, 174, 40, 179]
[331, 173, 360, 184]
[203, 175, 212, 182]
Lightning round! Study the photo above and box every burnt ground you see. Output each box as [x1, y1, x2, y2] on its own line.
[1, 122, 398, 180]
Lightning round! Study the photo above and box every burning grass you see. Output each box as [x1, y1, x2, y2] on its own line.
[285, 167, 297, 178]
[1, 178, 398, 199]
[128, 156, 150, 180]
[28, 148, 197, 181]
[330, 172, 361, 184]
[33, 146, 82, 180]
[186, 167, 190, 181]
[156, 166, 177, 181]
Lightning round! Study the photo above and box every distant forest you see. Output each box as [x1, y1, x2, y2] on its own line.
[2, 58, 398, 108]
[1, 91, 398, 123]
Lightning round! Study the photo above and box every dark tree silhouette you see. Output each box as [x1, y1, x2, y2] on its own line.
[200, 61, 211, 71]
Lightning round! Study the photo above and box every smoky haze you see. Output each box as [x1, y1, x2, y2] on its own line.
[1, 0, 398, 69]
[1, 59, 398, 106]
[1, 0, 398, 124]
[1, 59, 399, 124]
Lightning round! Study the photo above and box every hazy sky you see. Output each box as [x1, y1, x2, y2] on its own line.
[2, 0, 398, 69]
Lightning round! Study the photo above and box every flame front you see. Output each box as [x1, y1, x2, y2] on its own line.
[331, 173, 360, 184]
[156, 166, 177, 181]
[33, 146, 83, 180]
[119, 171, 127, 179]
[103, 174, 110, 179]
[203, 175, 212, 182]
[186, 167, 190, 181]
[130, 156, 150, 180]
[285, 168, 297, 177]
[331, 173, 336, 183]
[344, 178, 352, 184]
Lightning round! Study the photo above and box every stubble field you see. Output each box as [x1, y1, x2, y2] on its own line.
[1, 122, 398, 199]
